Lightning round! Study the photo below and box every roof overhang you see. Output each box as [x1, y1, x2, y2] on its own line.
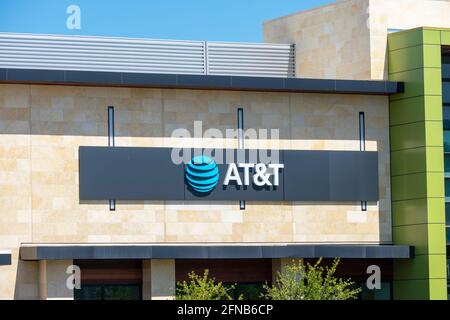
[0, 68, 403, 95]
[20, 243, 414, 261]
[0, 250, 12, 265]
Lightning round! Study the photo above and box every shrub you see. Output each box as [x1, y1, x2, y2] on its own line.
[263, 258, 362, 300]
[176, 269, 237, 300]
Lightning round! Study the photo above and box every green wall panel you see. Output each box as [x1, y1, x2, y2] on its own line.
[392, 172, 444, 201]
[426, 172, 445, 198]
[393, 224, 429, 254]
[390, 97, 425, 126]
[388, 44, 441, 74]
[394, 277, 447, 300]
[390, 121, 442, 151]
[392, 198, 446, 227]
[390, 68, 442, 100]
[423, 45, 443, 69]
[391, 146, 443, 177]
[392, 199, 428, 226]
[442, 31, 450, 46]
[391, 147, 426, 176]
[428, 254, 448, 279]
[427, 198, 447, 224]
[389, 69, 425, 100]
[394, 253, 446, 280]
[425, 121, 444, 147]
[393, 279, 430, 300]
[424, 68, 443, 96]
[392, 223, 445, 256]
[390, 96, 443, 126]
[428, 278, 448, 300]
[390, 122, 426, 151]
[426, 146, 445, 173]
[389, 27, 448, 300]
[424, 96, 444, 122]
[392, 173, 428, 201]
[388, 28, 440, 51]
[426, 224, 447, 255]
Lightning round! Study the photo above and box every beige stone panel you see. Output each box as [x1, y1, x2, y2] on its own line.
[110, 234, 164, 242]
[264, 0, 372, 79]
[242, 203, 292, 223]
[232, 222, 293, 242]
[0, 249, 39, 300]
[39, 260, 74, 300]
[149, 259, 175, 300]
[176, 211, 221, 223]
[292, 202, 383, 243]
[0, 85, 33, 299]
[369, 0, 450, 79]
[166, 222, 233, 237]
[264, 0, 450, 80]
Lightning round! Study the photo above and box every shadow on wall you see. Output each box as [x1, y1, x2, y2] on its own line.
[0, 84, 388, 142]
[13, 259, 39, 300]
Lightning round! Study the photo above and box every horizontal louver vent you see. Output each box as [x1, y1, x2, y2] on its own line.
[0, 33, 295, 78]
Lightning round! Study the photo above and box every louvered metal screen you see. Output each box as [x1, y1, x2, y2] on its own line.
[207, 41, 295, 77]
[0, 33, 295, 78]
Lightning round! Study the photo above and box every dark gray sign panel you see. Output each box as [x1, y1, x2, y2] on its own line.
[79, 147, 185, 201]
[283, 151, 379, 201]
[79, 146, 378, 201]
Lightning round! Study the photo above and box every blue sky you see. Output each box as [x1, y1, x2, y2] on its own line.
[0, 0, 334, 42]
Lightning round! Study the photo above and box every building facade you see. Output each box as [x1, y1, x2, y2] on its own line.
[0, 0, 449, 300]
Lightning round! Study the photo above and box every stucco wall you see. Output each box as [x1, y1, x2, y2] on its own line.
[263, 0, 450, 80]
[0, 83, 390, 298]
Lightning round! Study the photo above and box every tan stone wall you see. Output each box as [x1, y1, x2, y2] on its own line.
[39, 260, 74, 300]
[263, 0, 450, 80]
[263, 0, 372, 79]
[369, 0, 450, 79]
[0, 83, 390, 298]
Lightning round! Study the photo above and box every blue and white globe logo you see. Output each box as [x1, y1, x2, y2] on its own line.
[185, 155, 219, 193]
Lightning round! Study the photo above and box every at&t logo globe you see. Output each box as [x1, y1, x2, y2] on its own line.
[185, 155, 220, 193]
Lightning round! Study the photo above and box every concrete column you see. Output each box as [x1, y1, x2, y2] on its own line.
[272, 258, 303, 284]
[143, 259, 175, 300]
[142, 260, 151, 300]
[39, 260, 74, 300]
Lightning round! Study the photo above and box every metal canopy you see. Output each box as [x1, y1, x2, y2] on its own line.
[20, 244, 414, 261]
[0, 68, 403, 95]
[0, 250, 12, 265]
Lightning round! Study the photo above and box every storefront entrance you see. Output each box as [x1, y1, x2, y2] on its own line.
[74, 260, 142, 300]
[176, 259, 272, 300]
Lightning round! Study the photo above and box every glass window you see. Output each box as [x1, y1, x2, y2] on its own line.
[446, 227, 450, 244]
[446, 203, 450, 225]
[445, 155, 450, 175]
[359, 281, 392, 300]
[445, 180, 450, 198]
[75, 285, 141, 300]
[444, 131, 450, 153]
[443, 65, 450, 80]
[443, 54, 450, 65]
[103, 285, 141, 300]
[444, 82, 450, 105]
[447, 259, 450, 283]
[74, 285, 102, 300]
[444, 107, 450, 130]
